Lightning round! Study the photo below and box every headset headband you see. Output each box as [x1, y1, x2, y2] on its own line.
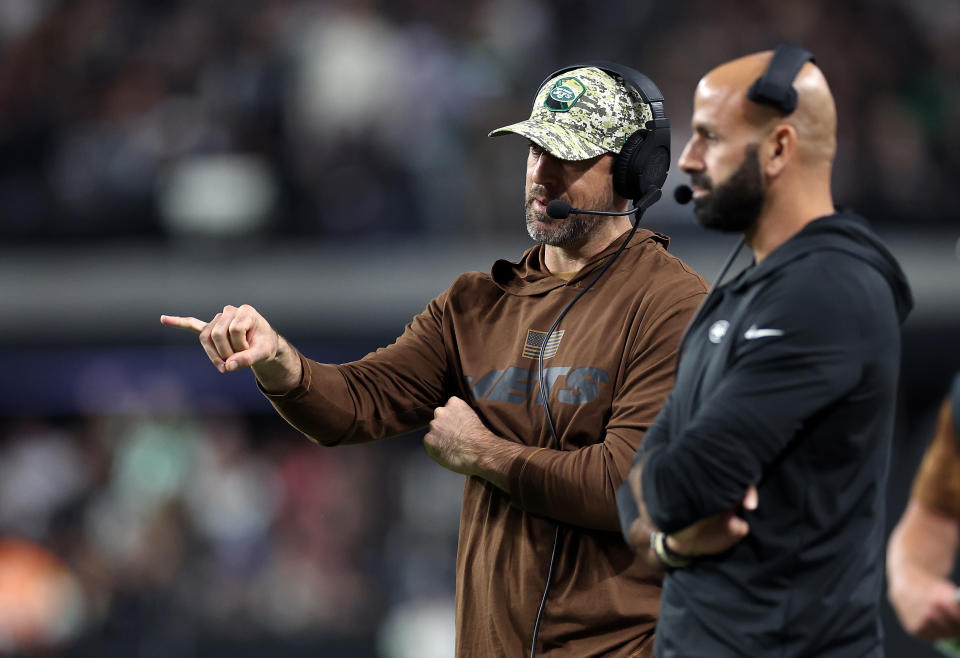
[746, 44, 815, 114]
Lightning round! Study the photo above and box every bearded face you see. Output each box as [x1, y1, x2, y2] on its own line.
[524, 174, 620, 248]
[689, 144, 765, 234]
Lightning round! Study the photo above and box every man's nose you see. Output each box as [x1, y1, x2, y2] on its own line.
[530, 150, 563, 184]
[677, 138, 703, 174]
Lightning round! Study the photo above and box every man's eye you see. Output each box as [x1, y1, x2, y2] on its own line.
[694, 128, 718, 143]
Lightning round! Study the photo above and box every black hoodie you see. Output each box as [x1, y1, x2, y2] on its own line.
[619, 210, 913, 657]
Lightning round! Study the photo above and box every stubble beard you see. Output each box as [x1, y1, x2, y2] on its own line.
[524, 188, 614, 248]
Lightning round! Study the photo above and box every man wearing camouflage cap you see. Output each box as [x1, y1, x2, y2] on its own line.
[162, 65, 706, 656]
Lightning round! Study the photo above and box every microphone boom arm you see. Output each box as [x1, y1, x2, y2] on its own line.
[545, 186, 663, 220]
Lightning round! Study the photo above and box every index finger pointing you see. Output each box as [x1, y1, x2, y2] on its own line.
[160, 315, 207, 334]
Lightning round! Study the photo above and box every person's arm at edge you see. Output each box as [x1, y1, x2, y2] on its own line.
[888, 397, 960, 641]
[887, 500, 960, 641]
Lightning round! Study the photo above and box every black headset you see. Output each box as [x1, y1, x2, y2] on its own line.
[747, 44, 815, 114]
[539, 61, 671, 202]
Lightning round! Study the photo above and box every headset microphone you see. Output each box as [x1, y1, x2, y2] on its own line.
[545, 187, 664, 220]
[546, 200, 636, 219]
[674, 184, 693, 205]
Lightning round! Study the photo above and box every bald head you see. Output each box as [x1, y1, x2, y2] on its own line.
[698, 51, 837, 167]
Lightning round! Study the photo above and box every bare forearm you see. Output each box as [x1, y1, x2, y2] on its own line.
[887, 501, 960, 640]
[627, 516, 663, 572]
[619, 447, 662, 557]
[888, 501, 958, 589]
[253, 335, 303, 394]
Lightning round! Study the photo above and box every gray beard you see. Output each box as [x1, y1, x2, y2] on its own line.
[524, 199, 606, 249]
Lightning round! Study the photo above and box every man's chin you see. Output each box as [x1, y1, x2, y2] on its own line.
[526, 216, 550, 243]
[693, 207, 731, 232]
[691, 201, 715, 228]
[694, 210, 758, 234]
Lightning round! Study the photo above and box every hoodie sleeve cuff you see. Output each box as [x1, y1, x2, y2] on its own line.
[257, 352, 313, 402]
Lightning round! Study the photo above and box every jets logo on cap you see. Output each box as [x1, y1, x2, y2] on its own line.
[544, 77, 586, 112]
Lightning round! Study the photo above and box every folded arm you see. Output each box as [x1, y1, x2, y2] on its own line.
[642, 270, 868, 533]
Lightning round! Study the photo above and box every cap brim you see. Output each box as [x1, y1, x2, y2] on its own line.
[488, 120, 608, 161]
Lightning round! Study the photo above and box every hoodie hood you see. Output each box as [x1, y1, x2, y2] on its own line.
[729, 210, 913, 323]
[490, 227, 670, 296]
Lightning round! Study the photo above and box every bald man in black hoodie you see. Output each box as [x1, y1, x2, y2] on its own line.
[618, 47, 913, 657]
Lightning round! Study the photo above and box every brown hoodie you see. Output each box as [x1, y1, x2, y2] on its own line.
[263, 227, 708, 657]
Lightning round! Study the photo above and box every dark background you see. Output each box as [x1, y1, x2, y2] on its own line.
[0, 0, 957, 655]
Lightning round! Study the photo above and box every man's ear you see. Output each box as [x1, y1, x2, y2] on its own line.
[762, 124, 797, 179]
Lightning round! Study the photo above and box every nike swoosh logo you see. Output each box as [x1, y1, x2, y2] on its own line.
[744, 325, 784, 340]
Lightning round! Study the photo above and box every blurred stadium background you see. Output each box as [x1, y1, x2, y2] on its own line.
[0, 0, 957, 655]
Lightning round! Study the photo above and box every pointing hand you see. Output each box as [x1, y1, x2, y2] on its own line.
[161, 304, 301, 393]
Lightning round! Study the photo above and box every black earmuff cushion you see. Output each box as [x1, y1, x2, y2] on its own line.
[613, 130, 647, 200]
[642, 136, 671, 191]
[614, 128, 670, 201]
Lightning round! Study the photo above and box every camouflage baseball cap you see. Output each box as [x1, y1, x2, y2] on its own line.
[488, 67, 653, 161]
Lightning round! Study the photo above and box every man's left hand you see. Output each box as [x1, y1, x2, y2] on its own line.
[423, 396, 494, 477]
[666, 486, 759, 557]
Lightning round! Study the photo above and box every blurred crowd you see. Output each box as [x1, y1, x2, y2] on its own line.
[0, 0, 956, 244]
[0, 412, 462, 657]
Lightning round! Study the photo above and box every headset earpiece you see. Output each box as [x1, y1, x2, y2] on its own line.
[612, 130, 648, 200]
[747, 44, 815, 115]
[613, 125, 670, 200]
